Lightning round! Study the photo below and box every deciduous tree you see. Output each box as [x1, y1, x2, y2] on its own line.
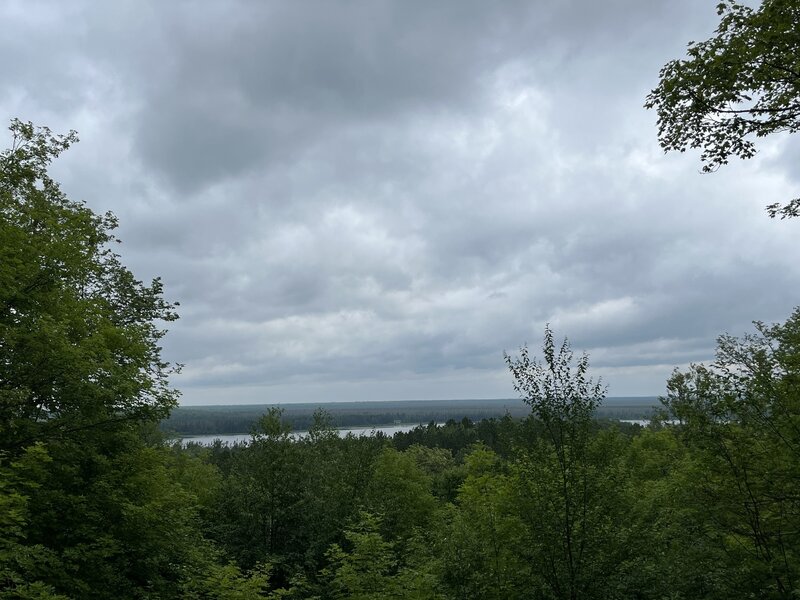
[662, 309, 800, 598]
[505, 328, 618, 600]
[0, 119, 180, 452]
[646, 0, 800, 218]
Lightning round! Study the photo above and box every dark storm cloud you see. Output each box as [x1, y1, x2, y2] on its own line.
[129, 0, 542, 191]
[122, 0, 714, 192]
[1, 0, 798, 403]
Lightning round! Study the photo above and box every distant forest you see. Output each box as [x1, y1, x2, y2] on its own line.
[162, 397, 660, 435]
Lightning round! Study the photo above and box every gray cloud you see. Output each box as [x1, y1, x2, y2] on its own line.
[1, 0, 798, 404]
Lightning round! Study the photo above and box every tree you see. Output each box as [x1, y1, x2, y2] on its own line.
[608, 428, 735, 599]
[211, 407, 306, 576]
[323, 511, 444, 600]
[0, 121, 217, 598]
[181, 562, 276, 600]
[505, 328, 618, 600]
[504, 326, 605, 452]
[365, 448, 437, 542]
[0, 444, 69, 599]
[661, 309, 800, 598]
[435, 445, 527, 600]
[645, 0, 800, 218]
[0, 119, 180, 452]
[324, 512, 399, 600]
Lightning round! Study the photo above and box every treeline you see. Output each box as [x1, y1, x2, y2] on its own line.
[162, 398, 658, 436]
[162, 399, 531, 435]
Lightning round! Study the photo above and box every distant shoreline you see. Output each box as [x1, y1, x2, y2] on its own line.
[176, 396, 660, 408]
[162, 397, 660, 436]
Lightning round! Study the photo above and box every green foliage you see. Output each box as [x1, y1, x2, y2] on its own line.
[15, 432, 208, 597]
[505, 329, 628, 600]
[0, 446, 68, 600]
[661, 309, 800, 598]
[404, 445, 464, 501]
[616, 429, 731, 599]
[0, 119, 180, 454]
[324, 512, 443, 600]
[251, 407, 293, 441]
[182, 562, 275, 600]
[645, 0, 800, 218]
[212, 413, 305, 572]
[393, 420, 480, 456]
[365, 448, 437, 542]
[325, 512, 398, 600]
[0, 121, 224, 598]
[207, 409, 387, 589]
[511, 431, 630, 600]
[505, 326, 605, 434]
[437, 446, 526, 600]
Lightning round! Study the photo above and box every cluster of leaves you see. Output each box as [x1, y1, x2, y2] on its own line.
[647, 0, 800, 218]
[0, 119, 180, 455]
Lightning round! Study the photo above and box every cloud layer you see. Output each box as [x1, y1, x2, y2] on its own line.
[3, 0, 798, 403]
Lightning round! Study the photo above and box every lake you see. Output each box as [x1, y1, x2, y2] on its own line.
[619, 418, 679, 426]
[178, 418, 673, 445]
[178, 423, 441, 446]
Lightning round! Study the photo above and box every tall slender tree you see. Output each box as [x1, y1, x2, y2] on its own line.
[505, 328, 622, 600]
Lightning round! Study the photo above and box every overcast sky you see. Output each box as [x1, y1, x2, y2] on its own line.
[2, 1, 798, 404]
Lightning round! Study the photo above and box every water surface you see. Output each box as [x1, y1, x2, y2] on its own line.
[179, 423, 440, 446]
